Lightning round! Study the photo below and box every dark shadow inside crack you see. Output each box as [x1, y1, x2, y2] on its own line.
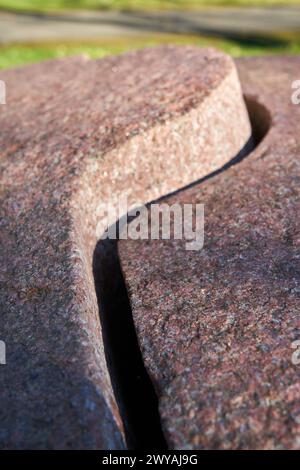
[92, 97, 271, 450]
[93, 236, 167, 450]
[245, 96, 272, 147]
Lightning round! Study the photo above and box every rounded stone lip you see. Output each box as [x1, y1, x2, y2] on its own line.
[0, 46, 235, 169]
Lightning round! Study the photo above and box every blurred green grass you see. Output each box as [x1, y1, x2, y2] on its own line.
[1, 33, 300, 69]
[1, 1, 300, 69]
[1, 0, 300, 13]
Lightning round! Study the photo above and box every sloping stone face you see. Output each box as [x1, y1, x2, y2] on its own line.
[0, 47, 250, 449]
[119, 56, 300, 449]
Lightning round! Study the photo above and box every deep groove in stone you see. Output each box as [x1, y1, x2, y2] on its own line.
[93, 237, 168, 450]
[92, 97, 271, 450]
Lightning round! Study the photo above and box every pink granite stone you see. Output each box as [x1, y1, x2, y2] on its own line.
[119, 56, 300, 449]
[0, 47, 251, 448]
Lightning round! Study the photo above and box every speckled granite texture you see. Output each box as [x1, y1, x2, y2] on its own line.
[119, 56, 300, 449]
[0, 47, 251, 449]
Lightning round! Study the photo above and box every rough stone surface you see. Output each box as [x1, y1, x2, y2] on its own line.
[0, 47, 250, 449]
[119, 56, 300, 449]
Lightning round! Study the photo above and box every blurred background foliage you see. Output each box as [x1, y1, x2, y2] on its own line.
[1, 1, 300, 12]
[1, 0, 300, 69]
